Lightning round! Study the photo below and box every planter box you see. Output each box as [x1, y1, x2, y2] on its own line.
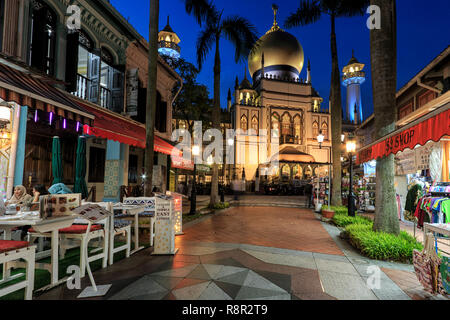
[322, 209, 335, 219]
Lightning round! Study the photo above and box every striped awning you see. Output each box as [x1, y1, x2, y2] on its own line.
[0, 62, 94, 125]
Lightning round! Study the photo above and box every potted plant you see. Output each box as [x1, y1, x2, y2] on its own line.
[321, 205, 335, 219]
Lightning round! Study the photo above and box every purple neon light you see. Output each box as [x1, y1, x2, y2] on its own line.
[49, 112, 53, 125]
[34, 110, 38, 122]
[63, 118, 66, 129]
[76, 121, 80, 132]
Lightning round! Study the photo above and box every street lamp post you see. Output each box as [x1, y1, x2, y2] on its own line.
[190, 145, 200, 215]
[317, 130, 332, 205]
[346, 137, 356, 217]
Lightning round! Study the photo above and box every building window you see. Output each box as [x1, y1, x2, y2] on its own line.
[294, 115, 302, 144]
[281, 165, 290, 180]
[398, 103, 413, 120]
[240, 114, 248, 131]
[271, 113, 280, 138]
[30, 0, 57, 75]
[88, 147, 106, 183]
[312, 121, 319, 138]
[281, 113, 292, 136]
[418, 90, 435, 108]
[321, 122, 328, 140]
[251, 116, 258, 133]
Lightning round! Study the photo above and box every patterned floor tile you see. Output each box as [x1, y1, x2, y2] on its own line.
[173, 278, 209, 290]
[187, 265, 214, 280]
[214, 265, 248, 279]
[214, 281, 243, 299]
[198, 282, 233, 300]
[151, 264, 198, 278]
[243, 270, 287, 293]
[149, 276, 183, 290]
[319, 270, 378, 300]
[109, 275, 168, 300]
[252, 270, 292, 293]
[235, 286, 289, 300]
[172, 281, 211, 300]
[242, 249, 317, 270]
[203, 264, 225, 279]
[314, 259, 359, 275]
[216, 270, 249, 286]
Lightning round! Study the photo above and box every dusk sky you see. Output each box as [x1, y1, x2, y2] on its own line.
[111, 0, 450, 121]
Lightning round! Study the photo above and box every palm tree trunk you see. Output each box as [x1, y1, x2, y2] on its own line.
[144, 0, 159, 197]
[330, 14, 343, 207]
[371, 0, 399, 234]
[210, 36, 220, 206]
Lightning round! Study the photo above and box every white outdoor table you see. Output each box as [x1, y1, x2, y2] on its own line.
[0, 213, 76, 287]
[113, 204, 147, 255]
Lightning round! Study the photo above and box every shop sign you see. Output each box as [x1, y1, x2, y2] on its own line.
[357, 108, 450, 165]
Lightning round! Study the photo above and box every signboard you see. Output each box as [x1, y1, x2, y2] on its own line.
[39, 194, 81, 219]
[72, 203, 112, 222]
[356, 108, 450, 165]
[167, 191, 183, 235]
[126, 68, 139, 116]
[153, 195, 178, 255]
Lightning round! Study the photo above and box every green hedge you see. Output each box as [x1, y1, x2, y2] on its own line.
[213, 202, 230, 210]
[329, 206, 348, 215]
[345, 223, 423, 263]
[333, 214, 372, 227]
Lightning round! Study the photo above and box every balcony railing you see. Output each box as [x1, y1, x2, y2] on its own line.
[72, 74, 91, 100]
[158, 41, 181, 53]
[100, 86, 111, 109]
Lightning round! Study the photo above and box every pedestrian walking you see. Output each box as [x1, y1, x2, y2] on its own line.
[304, 180, 314, 208]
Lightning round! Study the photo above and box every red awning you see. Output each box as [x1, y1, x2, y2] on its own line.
[0, 62, 94, 125]
[356, 106, 450, 165]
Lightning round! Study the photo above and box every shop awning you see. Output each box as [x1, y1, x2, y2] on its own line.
[356, 104, 450, 165]
[0, 62, 94, 125]
[77, 100, 194, 170]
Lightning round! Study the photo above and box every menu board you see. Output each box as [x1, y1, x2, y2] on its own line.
[153, 195, 178, 255]
[71, 204, 112, 222]
[39, 194, 81, 219]
[167, 192, 183, 235]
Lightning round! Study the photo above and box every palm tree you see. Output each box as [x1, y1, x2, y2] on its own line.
[144, 0, 159, 197]
[184, 0, 259, 207]
[284, 0, 369, 207]
[370, 0, 399, 234]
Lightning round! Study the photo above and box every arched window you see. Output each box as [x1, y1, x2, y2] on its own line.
[293, 165, 303, 179]
[294, 114, 302, 144]
[271, 113, 280, 138]
[281, 165, 290, 180]
[251, 116, 258, 133]
[281, 113, 292, 136]
[312, 121, 319, 138]
[30, 0, 57, 75]
[240, 114, 248, 131]
[304, 166, 312, 179]
[321, 122, 328, 140]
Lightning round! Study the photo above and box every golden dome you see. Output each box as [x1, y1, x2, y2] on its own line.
[248, 7, 304, 79]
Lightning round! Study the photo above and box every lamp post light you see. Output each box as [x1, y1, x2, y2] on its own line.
[346, 136, 357, 217]
[190, 145, 200, 215]
[317, 130, 332, 205]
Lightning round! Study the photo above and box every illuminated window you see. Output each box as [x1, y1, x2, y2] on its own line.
[294, 115, 302, 143]
[251, 116, 258, 133]
[321, 122, 328, 140]
[281, 113, 292, 136]
[312, 121, 319, 138]
[281, 165, 290, 179]
[271, 113, 280, 138]
[240, 114, 248, 131]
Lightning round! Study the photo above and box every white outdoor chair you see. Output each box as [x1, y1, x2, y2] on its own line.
[122, 197, 156, 246]
[0, 241, 36, 300]
[83, 202, 131, 266]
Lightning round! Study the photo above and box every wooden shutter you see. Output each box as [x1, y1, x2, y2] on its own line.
[89, 51, 100, 103]
[110, 67, 124, 113]
[65, 31, 79, 92]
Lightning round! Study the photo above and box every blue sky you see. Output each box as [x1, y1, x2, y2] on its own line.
[111, 0, 450, 121]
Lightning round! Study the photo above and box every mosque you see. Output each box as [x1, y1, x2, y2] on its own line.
[229, 5, 332, 185]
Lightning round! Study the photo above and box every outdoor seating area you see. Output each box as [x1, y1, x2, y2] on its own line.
[0, 193, 182, 300]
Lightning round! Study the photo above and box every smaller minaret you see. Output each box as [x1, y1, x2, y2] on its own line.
[158, 16, 181, 59]
[227, 88, 232, 112]
[306, 60, 311, 84]
[342, 50, 365, 123]
[234, 76, 240, 104]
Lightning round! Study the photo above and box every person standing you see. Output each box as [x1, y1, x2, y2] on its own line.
[304, 180, 314, 208]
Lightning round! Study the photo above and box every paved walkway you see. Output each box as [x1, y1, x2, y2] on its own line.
[36, 206, 448, 300]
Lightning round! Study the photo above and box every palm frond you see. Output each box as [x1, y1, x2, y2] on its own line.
[336, 0, 370, 17]
[284, 0, 322, 28]
[221, 16, 259, 62]
[184, 0, 218, 26]
[196, 24, 216, 70]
